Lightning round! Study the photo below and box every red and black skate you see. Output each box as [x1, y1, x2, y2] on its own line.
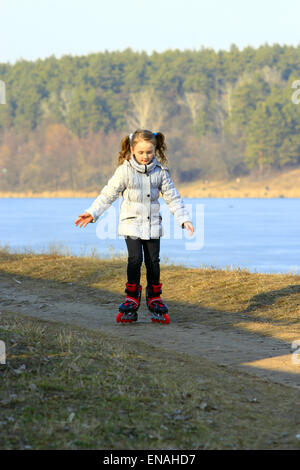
[146, 283, 170, 324]
[116, 282, 142, 323]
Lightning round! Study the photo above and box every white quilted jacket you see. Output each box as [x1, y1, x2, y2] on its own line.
[84, 154, 191, 239]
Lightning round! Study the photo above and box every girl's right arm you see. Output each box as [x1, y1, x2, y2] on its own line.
[85, 164, 126, 223]
[75, 165, 126, 226]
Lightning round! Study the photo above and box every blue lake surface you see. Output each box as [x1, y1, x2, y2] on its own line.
[1, 197, 300, 274]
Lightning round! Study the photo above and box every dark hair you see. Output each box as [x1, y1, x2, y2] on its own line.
[118, 129, 168, 166]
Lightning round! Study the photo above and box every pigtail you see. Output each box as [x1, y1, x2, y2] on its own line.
[155, 132, 168, 166]
[118, 135, 131, 165]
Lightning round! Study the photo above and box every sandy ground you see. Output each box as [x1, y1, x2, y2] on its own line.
[1, 272, 300, 389]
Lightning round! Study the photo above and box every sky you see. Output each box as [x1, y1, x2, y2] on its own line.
[1, 0, 300, 64]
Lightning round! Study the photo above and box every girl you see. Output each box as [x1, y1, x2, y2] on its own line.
[75, 129, 194, 324]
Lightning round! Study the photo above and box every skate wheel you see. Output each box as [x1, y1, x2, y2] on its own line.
[163, 314, 170, 324]
[116, 312, 123, 323]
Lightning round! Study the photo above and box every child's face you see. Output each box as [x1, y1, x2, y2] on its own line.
[131, 140, 155, 165]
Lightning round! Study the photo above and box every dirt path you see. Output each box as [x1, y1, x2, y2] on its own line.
[1, 273, 299, 389]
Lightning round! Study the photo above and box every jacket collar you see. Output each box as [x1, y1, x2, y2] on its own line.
[129, 154, 159, 173]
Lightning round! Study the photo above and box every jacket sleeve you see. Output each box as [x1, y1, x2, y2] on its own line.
[84, 164, 126, 223]
[160, 168, 192, 228]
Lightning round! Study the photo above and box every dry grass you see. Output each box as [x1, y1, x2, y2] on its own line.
[1, 248, 300, 448]
[1, 312, 300, 449]
[1, 245, 300, 341]
[177, 167, 300, 198]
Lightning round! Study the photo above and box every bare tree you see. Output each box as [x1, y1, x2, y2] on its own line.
[0, 80, 6, 104]
[178, 92, 206, 124]
[40, 88, 74, 121]
[261, 65, 285, 88]
[125, 88, 167, 130]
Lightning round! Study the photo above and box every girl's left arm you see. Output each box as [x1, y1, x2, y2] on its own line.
[160, 168, 193, 230]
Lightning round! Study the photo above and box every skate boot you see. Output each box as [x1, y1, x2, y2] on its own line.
[116, 282, 142, 323]
[146, 282, 170, 324]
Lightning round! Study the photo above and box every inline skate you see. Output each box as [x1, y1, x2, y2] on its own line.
[146, 282, 170, 324]
[116, 282, 142, 323]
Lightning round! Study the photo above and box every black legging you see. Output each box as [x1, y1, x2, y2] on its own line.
[125, 236, 160, 286]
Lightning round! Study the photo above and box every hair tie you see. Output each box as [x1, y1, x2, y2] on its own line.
[153, 132, 157, 136]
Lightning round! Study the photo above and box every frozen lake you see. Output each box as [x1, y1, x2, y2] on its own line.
[1, 197, 300, 274]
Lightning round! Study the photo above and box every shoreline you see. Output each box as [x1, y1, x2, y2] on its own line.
[1, 158, 300, 200]
[2, 170, 300, 198]
[0, 189, 298, 198]
[0, 245, 298, 276]
[0, 185, 300, 199]
[2, 167, 300, 198]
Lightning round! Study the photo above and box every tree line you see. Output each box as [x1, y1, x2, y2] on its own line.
[0, 43, 300, 192]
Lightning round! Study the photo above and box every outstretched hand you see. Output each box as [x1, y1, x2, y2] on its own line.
[75, 212, 93, 228]
[183, 221, 194, 236]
